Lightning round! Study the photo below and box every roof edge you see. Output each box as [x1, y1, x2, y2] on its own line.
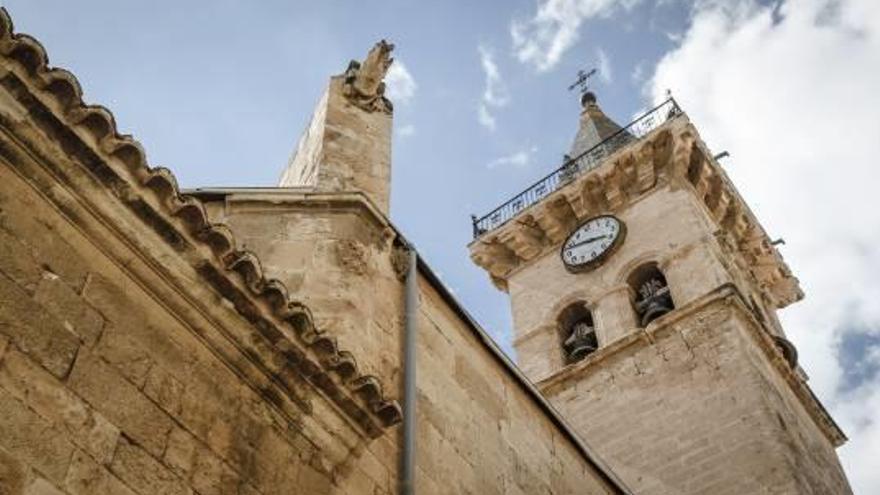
[182, 187, 632, 493]
[0, 7, 401, 435]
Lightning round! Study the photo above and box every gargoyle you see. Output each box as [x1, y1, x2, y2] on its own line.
[342, 39, 395, 114]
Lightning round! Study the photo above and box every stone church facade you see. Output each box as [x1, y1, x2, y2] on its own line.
[0, 7, 851, 495]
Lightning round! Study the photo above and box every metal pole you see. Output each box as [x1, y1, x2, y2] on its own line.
[400, 248, 418, 495]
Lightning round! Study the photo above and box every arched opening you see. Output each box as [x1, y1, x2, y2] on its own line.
[773, 336, 798, 369]
[557, 302, 598, 364]
[627, 262, 675, 327]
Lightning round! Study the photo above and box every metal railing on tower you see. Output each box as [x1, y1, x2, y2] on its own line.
[471, 98, 682, 239]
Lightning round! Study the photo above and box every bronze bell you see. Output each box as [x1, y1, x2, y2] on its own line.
[569, 339, 597, 362]
[636, 278, 674, 326]
[564, 321, 597, 362]
[640, 297, 673, 326]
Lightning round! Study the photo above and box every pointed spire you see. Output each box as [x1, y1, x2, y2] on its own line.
[568, 91, 629, 158]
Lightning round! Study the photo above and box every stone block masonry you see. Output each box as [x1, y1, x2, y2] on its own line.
[540, 294, 851, 494]
[194, 187, 628, 494]
[0, 167, 270, 494]
[279, 42, 394, 215]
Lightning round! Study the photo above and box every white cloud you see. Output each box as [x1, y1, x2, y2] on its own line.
[631, 61, 645, 84]
[479, 45, 510, 107]
[487, 146, 539, 169]
[477, 45, 510, 131]
[511, 0, 642, 72]
[478, 105, 497, 131]
[596, 47, 612, 83]
[385, 60, 416, 105]
[396, 124, 416, 137]
[647, 0, 880, 491]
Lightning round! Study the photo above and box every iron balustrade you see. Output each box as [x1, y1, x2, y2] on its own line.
[471, 98, 682, 239]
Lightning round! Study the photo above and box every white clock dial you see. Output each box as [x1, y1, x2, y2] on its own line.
[561, 215, 624, 270]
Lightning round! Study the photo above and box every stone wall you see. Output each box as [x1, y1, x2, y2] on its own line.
[0, 155, 371, 494]
[278, 76, 393, 215]
[497, 150, 850, 494]
[279, 88, 328, 190]
[508, 186, 729, 382]
[0, 24, 402, 491]
[0, 164, 624, 495]
[194, 190, 626, 494]
[539, 293, 851, 495]
[414, 277, 619, 494]
[197, 191, 406, 394]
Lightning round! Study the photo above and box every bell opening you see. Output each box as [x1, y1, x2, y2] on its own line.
[628, 263, 675, 327]
[557, 302, 598, 365]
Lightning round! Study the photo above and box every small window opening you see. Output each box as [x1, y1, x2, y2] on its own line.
[557, 303, 598, 364]
[628, 263, 675, 327]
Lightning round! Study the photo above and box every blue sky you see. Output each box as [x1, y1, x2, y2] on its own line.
[6, 0, 879, 491]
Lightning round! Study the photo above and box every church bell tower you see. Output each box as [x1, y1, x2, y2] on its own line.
[469, 91, 852, 494]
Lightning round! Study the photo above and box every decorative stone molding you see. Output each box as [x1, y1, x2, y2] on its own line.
[469, 116, 802, 309]
[537, 284, 846, 447]
[342, 39, 394, 114]
[0, 8, 401, 436]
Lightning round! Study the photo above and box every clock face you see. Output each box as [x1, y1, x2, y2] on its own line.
[561, 215, 625, 271]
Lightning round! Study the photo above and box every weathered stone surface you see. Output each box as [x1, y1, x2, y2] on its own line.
[413, 283, 618, 495]
[0, 228, 42, 294]
[163, 425, 258, 495]
[0, 182, 90, 290]
[200, 199, 406, 394]
[174, 379, 266, 475]
[143, 364, 185, 417]
[0, 445, 27, 495]
[64, 450, 137, 495]
[22, 477, 66, 495]
[278, 45, 394, 214]
[67, 352, 173, 458]
[246, 427, 305, 495]
[80, 274, 149, 342]
[0, 349, 119, 465]
[163, 427, 198, 478]
[189, 444, 245, 495]
[529, 291, 850, 494]
[93, 325, 155, 389]
[33, 273, 104, 346]
[0, 273, 80, 379]
[0, 387, 76, 484]
[110, 437, 192, 495]
[454, 354, 506, 421]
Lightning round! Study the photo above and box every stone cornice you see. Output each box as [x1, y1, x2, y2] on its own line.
[186, 188, 396, 237]
[0, 8, 400, 437]
[537, 284, 846, 447]
[469, 116, 802, 309]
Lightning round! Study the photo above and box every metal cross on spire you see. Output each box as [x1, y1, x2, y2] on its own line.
[568, 67, 598, 94]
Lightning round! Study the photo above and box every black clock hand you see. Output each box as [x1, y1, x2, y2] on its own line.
[566, 235, 608, 250]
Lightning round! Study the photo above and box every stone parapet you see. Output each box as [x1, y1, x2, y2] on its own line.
[188, 188, 404, 393]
